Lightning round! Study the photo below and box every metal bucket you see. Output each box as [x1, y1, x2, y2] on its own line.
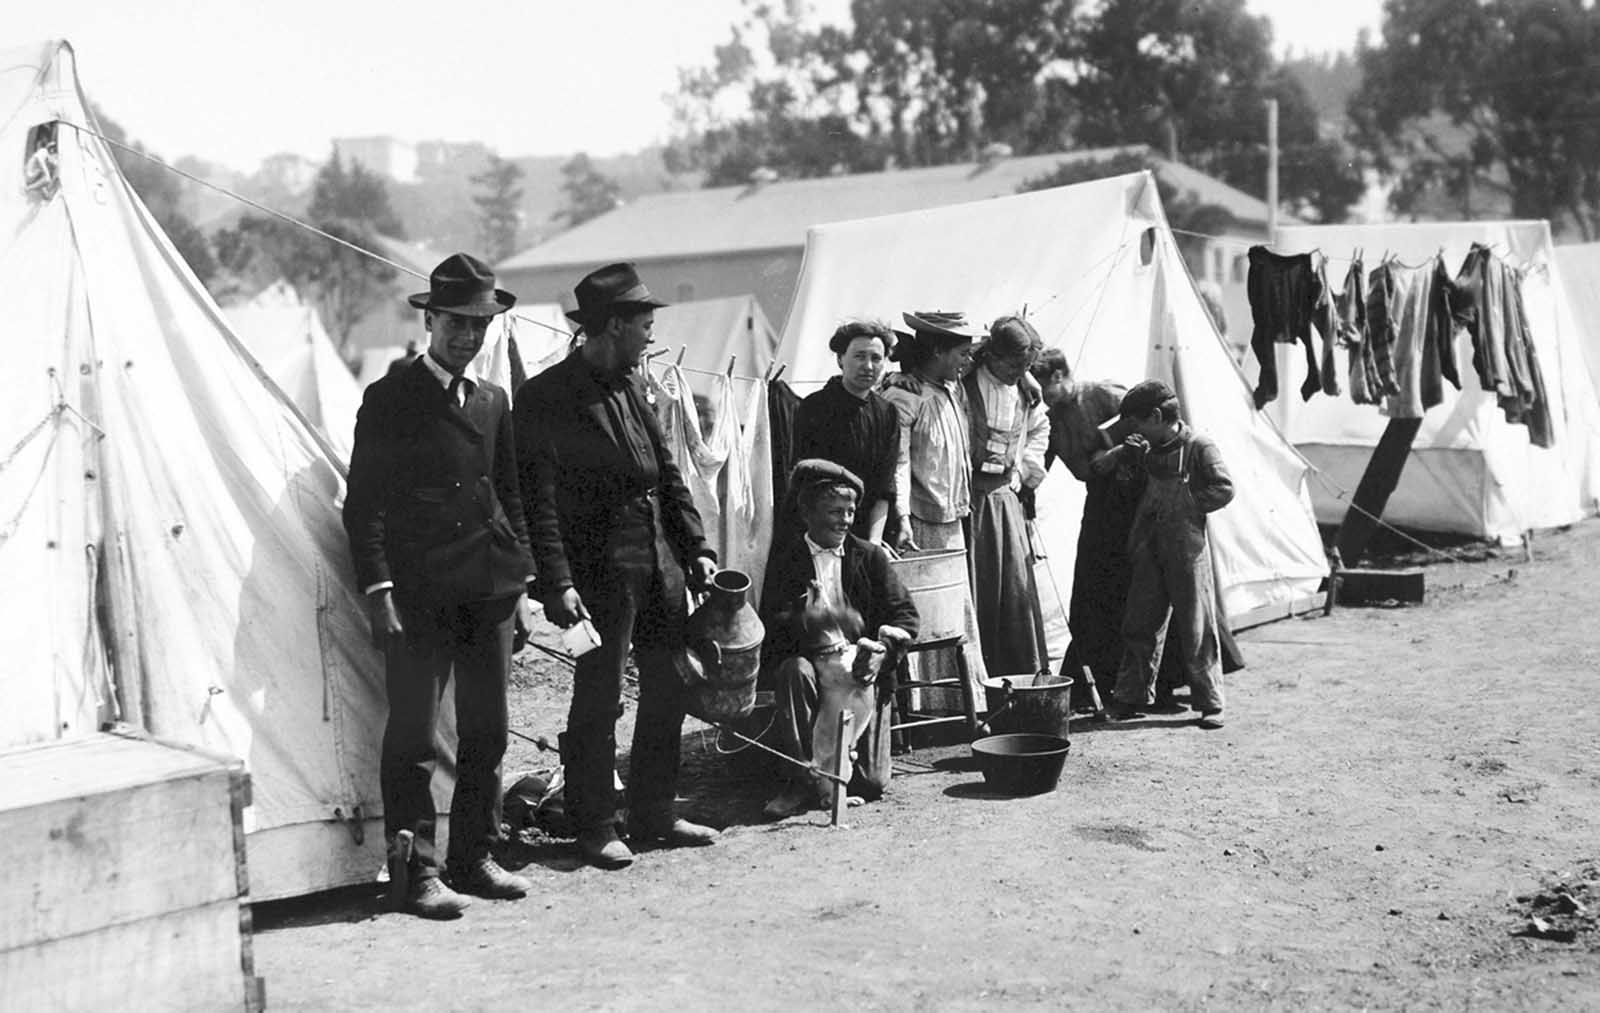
[889, 548, 968, 642]
[971, 733, 1071, 796]
[981, 673, 1074, 738]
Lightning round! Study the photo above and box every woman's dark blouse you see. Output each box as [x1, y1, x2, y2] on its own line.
[792, 376, 900, 537]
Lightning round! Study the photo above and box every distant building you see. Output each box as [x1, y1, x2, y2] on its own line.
[497, 145, 1276, 345]
[415, 140, 492, 177]
[333, 136, 418, 183]
[258, 152, 319, 196]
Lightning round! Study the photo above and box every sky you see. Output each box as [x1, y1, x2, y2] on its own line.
[11, 0, 1385, 173]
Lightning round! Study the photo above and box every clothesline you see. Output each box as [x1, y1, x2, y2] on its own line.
[1168, 225, 1547, 278]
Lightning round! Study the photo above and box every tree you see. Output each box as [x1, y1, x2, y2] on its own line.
[470, 154, 525, 262]
[1349, 0, 1600, 237]
[308, 149, 406, 238]
[215, 151, 401, 354]
[1069, 0, 1362, 222]
[89, 104, 218, 283]
[552, 153, 622, 229]
[668, 0, 1078, 179]
[668, 0, 1359, 220]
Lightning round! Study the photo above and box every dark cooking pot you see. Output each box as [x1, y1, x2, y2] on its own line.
[970, 733, 1071, 796]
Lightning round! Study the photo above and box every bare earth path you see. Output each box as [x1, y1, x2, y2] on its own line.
[253, 520, 1600, 1010]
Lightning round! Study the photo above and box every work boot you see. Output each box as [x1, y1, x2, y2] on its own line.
[405, 875, 471, 920]
[451, 857, 532, 899]
[577, 825, 635, 869]
[627, 809, 719, 848]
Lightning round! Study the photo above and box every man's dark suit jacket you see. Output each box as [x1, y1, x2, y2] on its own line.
[758, 532, 920, 666]
[513, 351, 710, 597]
[342, 358, 533, 610]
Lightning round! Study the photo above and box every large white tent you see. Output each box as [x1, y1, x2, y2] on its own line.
[1, 40, 391, 900]
[222, 279, 361, 459]
[1552, 241, 1600, 401]
[774, 171, 1330, 654]
[1269, 222, 1600, 541]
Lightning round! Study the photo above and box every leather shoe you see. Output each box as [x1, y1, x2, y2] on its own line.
[405, 875, 471, 920]
[1105, 701, 1144, 721]
[452, 856, 532, 899]
[577, 825, 635, 869]
[627, 814, 719, 847]
[1196, 710, 1225, 730]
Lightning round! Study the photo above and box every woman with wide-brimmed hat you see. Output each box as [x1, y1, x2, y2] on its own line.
[880, 309, 990, 694]
[960, 315, 1051, 677]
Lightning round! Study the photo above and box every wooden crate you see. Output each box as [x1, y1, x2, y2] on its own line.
[0, 731, 263, 1011]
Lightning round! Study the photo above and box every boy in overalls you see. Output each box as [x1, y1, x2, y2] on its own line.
[1103, 380, 1234, 729]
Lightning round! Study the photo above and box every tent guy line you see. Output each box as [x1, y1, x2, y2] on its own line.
[68, 121, 574, 340]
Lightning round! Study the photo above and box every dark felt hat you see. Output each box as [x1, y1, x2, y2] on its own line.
[789, 458, 864, 501]
[407, 253, 516, 317]
[566, 262, 668, 325]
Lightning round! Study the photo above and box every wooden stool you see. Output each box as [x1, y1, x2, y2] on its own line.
[888, 634, 978, 750]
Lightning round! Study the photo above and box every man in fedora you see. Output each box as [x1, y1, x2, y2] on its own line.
[344, 252, 537, 919]
[514, 262, 720, 869]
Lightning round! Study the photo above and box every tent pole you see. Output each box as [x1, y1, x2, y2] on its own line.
[78, 356, 148, 728]
[1334, 417, 1423, 567]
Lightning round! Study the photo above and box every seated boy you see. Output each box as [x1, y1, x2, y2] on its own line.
[1103, 380, 1235, 729]
[759, 460, 919, 818]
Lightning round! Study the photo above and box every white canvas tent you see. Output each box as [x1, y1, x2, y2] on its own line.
[1268, 222, 1600, 540]
[651, 294, 781, 400]
[1, 40, 392, 900]
[1552, 241, 1600, 401]
[774, 171, 1330, 655]
[222, 279, 361, 459]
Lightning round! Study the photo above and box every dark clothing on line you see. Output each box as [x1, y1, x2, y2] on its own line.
[767, 378, 803, 506]
[1364, 263, 1403, 400]
[1453, 244, 1554, 446]
[792, 376, 901, 539]
[1247, 246, 1325, 408]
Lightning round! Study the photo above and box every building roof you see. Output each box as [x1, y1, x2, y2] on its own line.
[500, 145, 1274, 271]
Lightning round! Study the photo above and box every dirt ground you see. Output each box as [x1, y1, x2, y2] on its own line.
[253, 520, 1600, 1010]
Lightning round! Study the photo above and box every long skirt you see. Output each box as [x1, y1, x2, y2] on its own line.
[969, 484, 1049, 677]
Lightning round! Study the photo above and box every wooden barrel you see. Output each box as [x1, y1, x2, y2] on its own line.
[889, 547, 968, 642]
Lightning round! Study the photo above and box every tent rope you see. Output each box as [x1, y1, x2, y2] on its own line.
[1302, 466, 1479, 566]
[62, 123, 572, 340]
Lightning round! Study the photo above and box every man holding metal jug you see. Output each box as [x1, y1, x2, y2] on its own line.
[514, 262, 721, 869]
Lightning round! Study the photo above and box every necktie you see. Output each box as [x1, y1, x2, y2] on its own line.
[448, 376, 468, 406]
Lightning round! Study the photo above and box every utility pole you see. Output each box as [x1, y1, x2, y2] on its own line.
[1266, 98, 1280, 243]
